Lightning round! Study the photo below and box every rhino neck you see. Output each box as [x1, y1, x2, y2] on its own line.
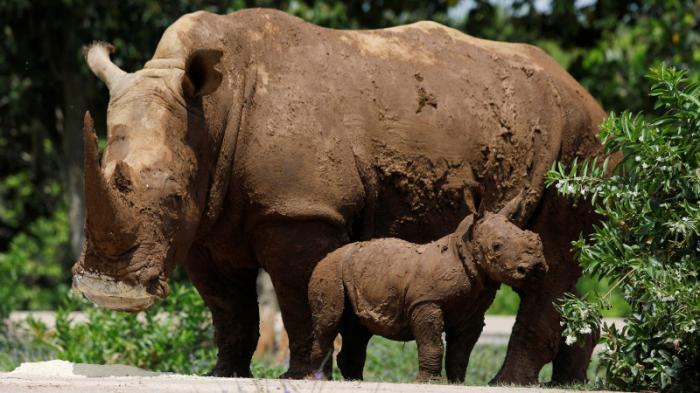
[143, 11, 259, 236]
[451, 234, 494, 292]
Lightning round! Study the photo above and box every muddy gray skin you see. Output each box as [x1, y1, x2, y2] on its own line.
[308, 202, 547, 382]
[73, 8, 604, 383]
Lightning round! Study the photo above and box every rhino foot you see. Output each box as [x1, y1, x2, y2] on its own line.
[207, 362, 252, 378]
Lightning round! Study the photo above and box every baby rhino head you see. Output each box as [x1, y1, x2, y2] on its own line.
[467, 212, 548, 289]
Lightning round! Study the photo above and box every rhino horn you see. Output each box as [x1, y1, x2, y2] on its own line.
[83, 41, 127, 92]
[83, 111, 137, 256]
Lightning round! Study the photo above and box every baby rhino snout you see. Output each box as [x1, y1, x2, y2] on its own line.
[517, 259, 548, 280]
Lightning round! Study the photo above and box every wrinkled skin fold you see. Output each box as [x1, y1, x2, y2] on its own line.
[73, 8, 605, 384]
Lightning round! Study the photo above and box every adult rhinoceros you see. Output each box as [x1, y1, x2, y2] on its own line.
[72, 8, 605, 384]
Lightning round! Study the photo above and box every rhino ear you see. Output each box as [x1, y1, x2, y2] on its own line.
[498, 190, 525, 222]
[183, 49, 223, 98]
[456, 214, 476, 243]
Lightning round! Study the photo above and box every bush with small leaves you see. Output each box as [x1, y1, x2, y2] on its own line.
[26, 282, 218, 375]
[547, 65, 700, 392]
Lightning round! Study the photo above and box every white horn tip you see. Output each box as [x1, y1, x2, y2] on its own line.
[83, 41, 115, 62]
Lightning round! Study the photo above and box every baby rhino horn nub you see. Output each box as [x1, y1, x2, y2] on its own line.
[82, 111, 137, 256]
[83, 41, 127, 92]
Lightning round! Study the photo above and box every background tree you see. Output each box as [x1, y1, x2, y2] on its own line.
[1, 0, 698, 309]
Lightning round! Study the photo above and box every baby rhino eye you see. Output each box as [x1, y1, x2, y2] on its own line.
[492, 242, 502, 252]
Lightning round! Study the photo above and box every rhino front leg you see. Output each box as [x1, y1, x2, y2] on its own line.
[445, 317, 484, 383]
[491, 190, 595, 385]
[491, 289, 561, 385]
[251, 220, 347, 379]
[184, 245, 260, 378]
[411, 303, 445, 383]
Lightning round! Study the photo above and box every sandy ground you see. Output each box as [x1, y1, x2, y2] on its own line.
[0, 360, 614, 393]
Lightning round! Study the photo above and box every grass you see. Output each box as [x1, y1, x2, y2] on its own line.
[253, 337, 603, 387]
[363, 339, 511, 384]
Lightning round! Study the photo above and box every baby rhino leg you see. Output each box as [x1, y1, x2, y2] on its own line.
[410, 303, 445, 382]
[308, 254, 345, 379]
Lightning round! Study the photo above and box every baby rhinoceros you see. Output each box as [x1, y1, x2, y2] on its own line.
[307, 207, 548, 383]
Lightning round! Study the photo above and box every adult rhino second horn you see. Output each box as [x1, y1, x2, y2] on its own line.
[82, 111, 137, 256]
[83, 41, 127, 92]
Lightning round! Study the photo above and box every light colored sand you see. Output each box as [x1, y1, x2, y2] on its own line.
[7, 360, 163, 378]
[0, 361, 620, 393]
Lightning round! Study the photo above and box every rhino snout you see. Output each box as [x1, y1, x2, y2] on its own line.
[72, 271, 158, 312]
[515, 260, 548, 280]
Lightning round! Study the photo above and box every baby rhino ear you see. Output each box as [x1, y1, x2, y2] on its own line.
[498, 191, 525, 222]
[183, 48, 223, 98]
[455, 214, 476, 243]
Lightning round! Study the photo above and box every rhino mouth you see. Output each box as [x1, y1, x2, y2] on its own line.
[72, 271, 157, 312]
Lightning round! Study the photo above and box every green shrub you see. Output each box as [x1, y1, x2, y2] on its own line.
[26, 280, 217, 374]
[0, 207, 70, 316]
[5, 277, 286, 376]
[548, 65, 700, 392]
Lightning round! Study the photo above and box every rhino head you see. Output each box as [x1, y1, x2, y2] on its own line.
[456, 192, 548, 290]
[72, 42, 223, 312]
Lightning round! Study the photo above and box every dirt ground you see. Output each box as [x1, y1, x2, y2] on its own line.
[0, 360, 617, 393]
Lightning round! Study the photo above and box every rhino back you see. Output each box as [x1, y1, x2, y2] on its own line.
[216, 9, 605, 242]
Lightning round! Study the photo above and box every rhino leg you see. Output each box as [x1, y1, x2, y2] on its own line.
[551, 287, 600, 384]
[337, 313, 372, 380]
[445, 316, 484, 383]
[308, 253, 346, 379]
[184, 245, 260, 377]
[411, 302, 445, 383]
[491, 289, 562, 384]
[491, 189, 595, 385]
[251, 220, 347, 379]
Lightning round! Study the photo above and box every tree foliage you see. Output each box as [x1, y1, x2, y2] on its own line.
[548, 65, 700, 391]
[459, 0, 700, 113]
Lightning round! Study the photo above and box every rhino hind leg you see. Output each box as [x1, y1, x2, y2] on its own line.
[251, 219, 348, 379]
[184, 245, 260, 378]
[550, 287, 600, 385]
[337, 311, 372, 380]
[308, 253, 346, 379]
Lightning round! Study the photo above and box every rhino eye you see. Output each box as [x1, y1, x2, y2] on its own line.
[493, 242, 502, 252]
